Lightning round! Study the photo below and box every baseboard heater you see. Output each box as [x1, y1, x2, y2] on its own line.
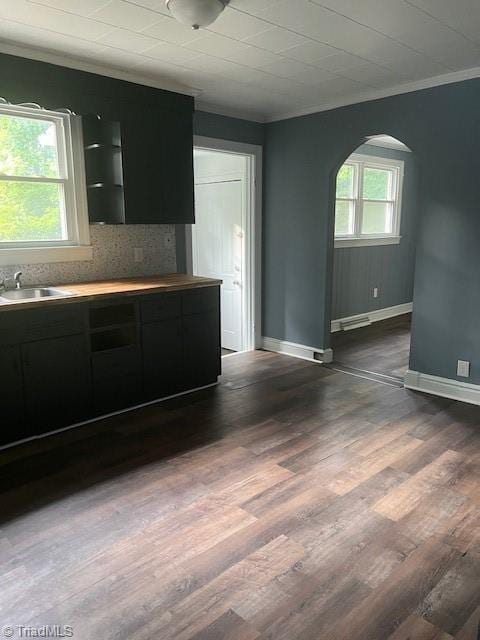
[340, 316, 371, 331]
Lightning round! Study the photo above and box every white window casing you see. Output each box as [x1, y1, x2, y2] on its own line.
[0, 103, 92, 265]
[334, 153, 404, 249]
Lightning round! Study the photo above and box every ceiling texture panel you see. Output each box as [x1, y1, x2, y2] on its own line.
[0, 0, 478, 121]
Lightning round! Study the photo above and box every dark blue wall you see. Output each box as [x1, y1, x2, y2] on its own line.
[332, 143, 419, 319]
[263, 78, 480, 384]
[193, 110, 265, 145]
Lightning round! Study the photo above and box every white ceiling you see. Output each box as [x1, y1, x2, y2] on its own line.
[0, 0, 479, 122]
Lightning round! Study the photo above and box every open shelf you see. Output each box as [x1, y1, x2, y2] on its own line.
[90, 302, 136, 329]
[82, 114, 125, 225]
[90, 325, 138, 353]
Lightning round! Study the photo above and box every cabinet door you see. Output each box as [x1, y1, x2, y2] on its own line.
[23, 334, 92, 435]
[183, 310, 221, 390]
[0, 345, 28, 446]
[142, 317, 183, 399]
[91, 347, 142, 415]
[122, 100, 194, 224]
[161, 105, 194, 224]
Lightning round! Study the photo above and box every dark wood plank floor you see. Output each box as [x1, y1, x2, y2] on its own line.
[1, 350, 479, 640]
[331, 313, 412, 378]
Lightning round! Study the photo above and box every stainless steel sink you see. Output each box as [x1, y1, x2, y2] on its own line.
[0, 287, 74, 301]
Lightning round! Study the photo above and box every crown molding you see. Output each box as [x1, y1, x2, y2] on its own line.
[0, 40, 199, 98]
[265, 65, 480, 123]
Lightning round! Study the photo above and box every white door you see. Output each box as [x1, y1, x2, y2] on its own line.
[193, 178, 245, 352]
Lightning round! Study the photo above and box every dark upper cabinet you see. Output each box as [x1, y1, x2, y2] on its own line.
[122, 103, 194, 225]
[0, 345, 27, 446]
[0, 51, 195, 225]
[82, 115, 125, 225]
[161, 105, 194, 225]
[22, 334, 92, 435]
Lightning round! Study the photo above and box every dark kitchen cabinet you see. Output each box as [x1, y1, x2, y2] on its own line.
[142, 317, 184, 399]
[122, 104, 194, 225]
[0, 345, 27, 446]
[89, 299, 141, 415]
[83, 115, 125, 225]
[183, 310, 221, 390]
[92, 347, 142, 415]
[141, 287, 220, 398]
[22, 334, 92, 435]
[122, 113, 163, 225]
[161, 105, 194, 224]
[0, 283, 220, 447]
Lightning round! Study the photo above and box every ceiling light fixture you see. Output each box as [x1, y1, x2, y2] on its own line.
[166, 0, 230, 30]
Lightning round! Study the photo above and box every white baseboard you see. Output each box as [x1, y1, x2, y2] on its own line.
[261, 336, 333, 364]
[331, 302, 413, 333]
[404, 369, 480, 406]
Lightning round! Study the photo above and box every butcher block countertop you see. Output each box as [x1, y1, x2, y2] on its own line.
[0, 274, 222, 312]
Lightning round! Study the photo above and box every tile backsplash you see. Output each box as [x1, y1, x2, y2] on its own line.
[0, 225, 177, 286]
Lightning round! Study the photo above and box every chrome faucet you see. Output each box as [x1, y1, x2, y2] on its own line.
[1, 271, 23, 291]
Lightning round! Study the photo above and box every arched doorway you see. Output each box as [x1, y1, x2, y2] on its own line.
[327, 135, 419, 384]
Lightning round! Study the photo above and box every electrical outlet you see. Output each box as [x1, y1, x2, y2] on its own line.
[134, 247, 144, 263]
[457, 360, 470, 378]
[373, 287, 379, 298]
[164, 235, 172, 249]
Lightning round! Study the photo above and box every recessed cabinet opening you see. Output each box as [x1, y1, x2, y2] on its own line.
[90, 302, 136, 329]
[90, 325, 137, 352]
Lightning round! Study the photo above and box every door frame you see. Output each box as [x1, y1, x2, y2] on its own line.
[187, 135, 263, 352]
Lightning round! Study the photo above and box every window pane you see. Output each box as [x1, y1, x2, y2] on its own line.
[363, 167, 391, 200]
[361, 201, 392, 235]
[335, 199, 355, 236]
[0, 114, 60, 178]
[336, 164, 355, 198]
[0, 181, 66, 242]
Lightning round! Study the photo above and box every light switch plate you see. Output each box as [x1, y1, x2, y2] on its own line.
[457, 360, 470, 378]
[373, 287, 378, 298]
[134, 247, 144, 263]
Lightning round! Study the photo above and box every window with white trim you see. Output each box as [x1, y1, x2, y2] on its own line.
[335, 153, 404, 247]
[0, 103, 91, 265]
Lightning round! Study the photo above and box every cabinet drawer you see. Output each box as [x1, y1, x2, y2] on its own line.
[182, 287, 219, 316]
[0, 304, 87, 345]
[92, 346, 140, 380]
[141, 292, 181, 323]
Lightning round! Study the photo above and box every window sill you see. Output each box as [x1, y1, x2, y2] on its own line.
[335, 236, 401, 248]
[0, 245, 94, 266]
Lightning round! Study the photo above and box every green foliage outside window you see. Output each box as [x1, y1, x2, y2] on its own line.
[0, 114, 64, 242]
